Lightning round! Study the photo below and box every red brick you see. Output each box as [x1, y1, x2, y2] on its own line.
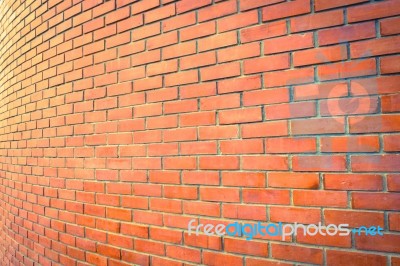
[184, 232, 222, 251]
[150, 227, 183, 244]
[240, 0, 284, 11]
[150, 257, 181, 266]
[87, 253, 108, 265]
[389, 213, 400, 230]
[199, 156, 239, 170]
[243, 88, 289, 106]
[241, 121, 288, 138]
[265, 102, 316, 120]
[356, 234, 400, 253]
[350, 115, 400, 133]
[219, 107, 262, 124]
[264, 33, 314, 54]
[133, 184, 162, 197]
[218, 75, 262, 94]
[130, 0, 160, 14]
[292, 117, 345, 135]
[134, 76, 163, 91]
[297, 228, 351, 247]
[145, 4, 175, 23]
[351, 36, 400, 58]
[270, 206, 320, 224]
[352, 192, 400, 211]
[220, 139, 264, 154]
[183, 201, 220, 217]
[163, 127, 197, 142]
[149, 170, 180, 184]
[271, 244, 323, 265]
[241, 21, 287, 43]
[218, 10, 258, 32]
[244, 54, 289, 74]
[318, 22, 376, 46]
[243, 188, 290, 204]
[388, 174, 400, 192]
[163, 41, 196, 59]
[293, 45, 347, 66]
[176, 0, 212, 14]
[147, 87, 178, 102]
[166, 245, 201, 263]
[106, 57, 131, 73]
[198, 125, 238, 140]
[380, 16, 400, 36]
[326, 250, 387, 266]
[225, 238, 268, 256]
[164, 156, 197, 170]
[180, 111, 216, 127]
[182, 171, 219, 185]
[198, 31, 236, 52]
[180, 51, 216, 70]
[165, 70, 198, 86]
[180, 141, 217, 155]
[264, 67, 314, 87]
[266, 137, 316, 153]
[117, 15, 143, 33]
[135, 239, 165, 256]
[181, 21, 216, 43]
[198, 0, 237, 22]
[319, 58, 376, 81]
[119, 41, 146, 57]
[150, 198, 182, 214]
[121, 251, 149, 265]
[324, 174, 383, 191]
[203, 251, 243, 266]
[294, 190, 348, 207]
[119, 66, 146, 82]
[320, 96, 378, 116]
[268, 172, 319, 189]
[200, 94, 240, 111]
[293, 155, 347, 172]
[291, 10, 344, 32]
[352, 154, 400, 172]
[94, 25, 116, 41]
[321, 135, 380, 153]
[348, 0, 400, 23]
[147, 116, 178, 130]
[223, 203, 266, 220]
[164, 186, 197, 200]
[132, 23, 160, 41]
[262, 0, 310, 21]
[164, 99, 197, 114]
[315, 0, 368, 11]
[222, 172, 265, 188]
[218, 42, 260, 63]
[147, 31, 178, 50]
[351, 76, 400, 96]
[98, 244, 121, 259]
[324, 209, 384, 227]
[250, 258, 296, 266]
[83, 17, 104, 33]
[133, 157, 162, 169]
[162, 12, 196, 32]
[384, 134, 400, 152]
[381, 55, 400, 74]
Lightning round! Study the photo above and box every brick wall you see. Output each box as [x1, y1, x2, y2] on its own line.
[0, 0, 399, 265]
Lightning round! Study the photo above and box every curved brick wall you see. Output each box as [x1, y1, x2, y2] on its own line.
[1, 0, 399, 265]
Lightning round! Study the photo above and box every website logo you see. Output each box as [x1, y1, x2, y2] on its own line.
[188, 220, 383, 241]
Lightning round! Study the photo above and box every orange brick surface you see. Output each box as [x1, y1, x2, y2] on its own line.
[0, 0, 399, 265]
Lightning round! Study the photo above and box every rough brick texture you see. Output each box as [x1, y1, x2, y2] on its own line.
[0, 0, 399, 265]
